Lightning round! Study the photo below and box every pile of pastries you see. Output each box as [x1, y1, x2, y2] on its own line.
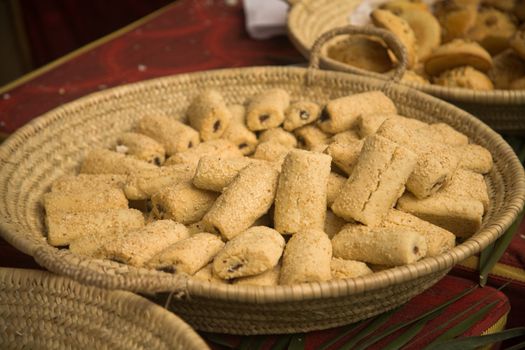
[326, 0, 525, 90]
[44, 88, 492, 286]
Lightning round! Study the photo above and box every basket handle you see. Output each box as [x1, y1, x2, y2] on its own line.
[308, 25, 408, 84]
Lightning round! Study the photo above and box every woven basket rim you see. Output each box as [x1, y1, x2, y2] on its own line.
[0, 66, 524, 303]
[0, 267, 210, 349]
[287, 0, 525, 104]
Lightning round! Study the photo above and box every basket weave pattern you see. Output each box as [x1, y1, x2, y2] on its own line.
[0, 66, 523, 334]
[0, 268, 209, 349]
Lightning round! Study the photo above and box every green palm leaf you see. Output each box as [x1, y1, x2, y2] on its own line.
[316, 320, 365, 350]
[424, 327, 525, 350]
[287, 333, 305, 350]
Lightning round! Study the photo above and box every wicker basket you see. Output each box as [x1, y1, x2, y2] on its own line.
[0, 62, 524, 335]
[0, 267, 209, 349]
[287, 0, 525, 133]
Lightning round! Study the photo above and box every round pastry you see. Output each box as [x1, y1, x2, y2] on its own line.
[433, 0, 479, 42]
[325, 35, 393, 73]
[467, 7, 517, 55]
[371, 9, 418, 68]
[379, 0, 429, 14]
[395, 8, 442, 61]
[402, 70, 430, 85]
[434, 66, 495, 90]
[509, 27, 525, 61]
[488, 49, 525, 89]
[425, 39, 493, 76]
[482, 0, 516, 12]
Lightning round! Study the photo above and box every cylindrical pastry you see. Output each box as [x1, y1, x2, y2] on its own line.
[324, 209, 347, 239]
[381, 209, 456, 257]
[294, 125, 331, 150]
[151, 181, 218, 224]
[397, 192, 484, 238]
[246, 89, 290, 131]
[222, 105, 257, 155]
[135, 115, 200, 156]
[192, 264, 229, 284]
[280, 229, 332, 285]
[186, 89, 232, 141]
[274, 149, 332, 235]
[115, 132, 166, 165]
[43, 188, 128, 216]
[327, 172, 346, 207]
[148, 233, 225, 275]
[331, 130, 361, 144]
[283, 100, 321, 131]
[377, 119, 460, 198]
[252, 141, 290, 169]
[99, 220, 190, 267]
[185, 221, 207, 235]
[331, 135, 417, 226]
[318, 91, 397, 134]
[324, 140, 364, 176]
[438, 169, 490, 212]
[456, 144, 493, 174]
[124, 163, 196, 200]
[80, 149, 157, 175]
[358, 113, 395, 138]
[258, 128, 298, 149]
[233, 264, 280, 286]
[51, 174, 126, 193]
[164, 139, 242, 167]
[193, 156, 261, 192]
[332, 224, 427, 266]
[46, 208, 144, 246]
[69, 232, 118, 258]
[202, 163, 279, 240]
[426, 123, 469, 146]
[331, 258, 372, 280]
[213, 226, 285, 279]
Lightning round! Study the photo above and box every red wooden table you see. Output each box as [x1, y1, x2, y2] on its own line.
[1, 0, 524, 347]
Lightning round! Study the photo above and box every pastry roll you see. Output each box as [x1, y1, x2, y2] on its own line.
[148, 233, 225, 275]
[426, 123, 469, 146]
[213, 226, 285, 279]
[115, 132, 166, 165]
[439, 169, 490, 212]
[318, 91, 397, 134]
[246, 89, 290, 131]
[332, 224, 427, 266]
[377, 119, 459, 198]
[80, 149, 157, 175]
[151, 181, 218, 224]
[331, 130, 361, 144]
[99, 220, 190, 267]
[327, 172, 346, 207]
[456, 144, 493, 174]
[51, 174, 126, 193]
[331, 258, 372, 279]
[47, 208, 144, 246]
[294, 125, 331, 150]
[164, 139, 242, 167]
[192, 264, 229, 284]
[381, 209, 456, 257]
[397, 193, 484, 238]
[331, 135, 417, 226]
[124, 163, 196, 200]
[135, 115, 200, 156]
[185, 221, 207, 235]
[222, 105, 257, 155]
[283, 100, 321, 131]
[280, 229, 332, 285]
[69, 232, 118, 258]
[43, 188, 128, 216]
[233, 264, 281, 286]
[258, 128, 298, 149]
[186, 89, 231, 141]
[324, 140, 364, 175]
[193, 156, 261, 192]
[324, 209, 347, 239]
[274, 149, 332, 235]
[202, 163, 279, 240]
[358, 113, 394, 138]
[252, 141, 290, 168]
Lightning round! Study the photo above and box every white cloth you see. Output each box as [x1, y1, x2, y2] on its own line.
[243, 0, 289, 39]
